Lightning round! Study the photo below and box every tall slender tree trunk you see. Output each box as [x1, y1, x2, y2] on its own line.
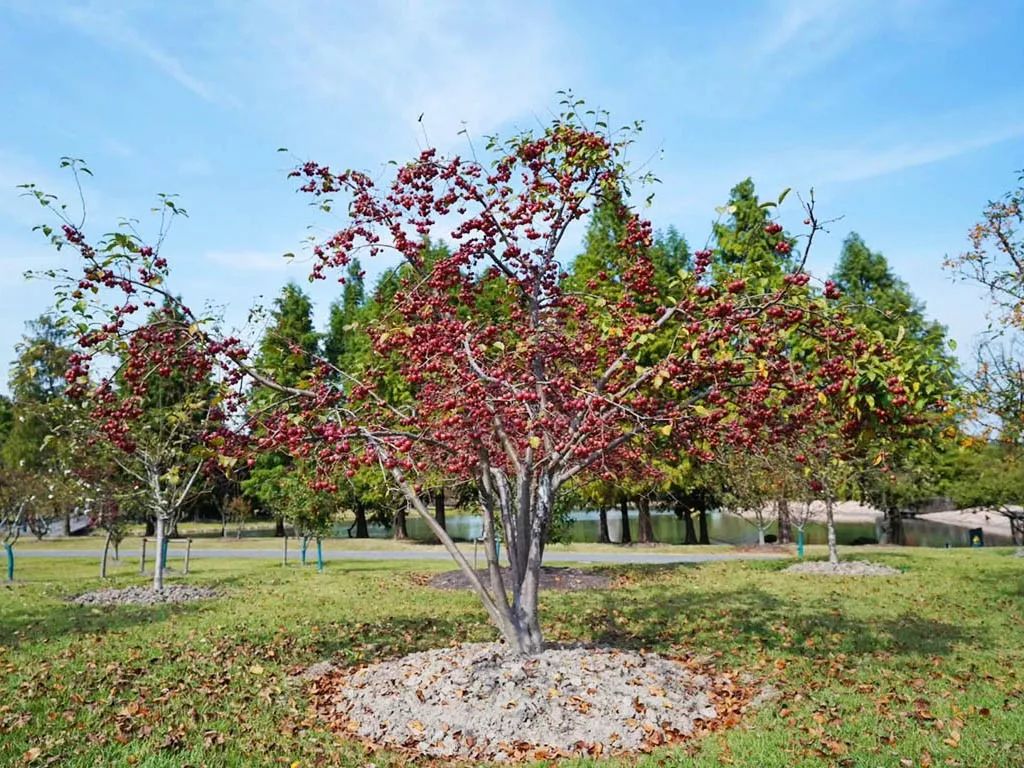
[619, 496, 632, 544]
[776, 498, 792, 544]
[434, 490, 446, 532]
[153, 515, 167, 591]
[145, 518, 155, 537]
[636, 496, 656, 543]
[62, 510, 71, 537]
[698, 508, 710, 544]
[393, 503, 409, 540]
[597, 506, 610, 544]
[826, 494, 839, 565]
[100, 529, 112, 578]
[353, 502, 369, 538]
[274, 516, 285, 537]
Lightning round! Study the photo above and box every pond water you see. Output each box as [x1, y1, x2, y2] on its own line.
[334, 508, 1015, 547]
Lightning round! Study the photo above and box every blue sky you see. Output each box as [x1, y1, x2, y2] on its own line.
[1, 0, 1022, 391]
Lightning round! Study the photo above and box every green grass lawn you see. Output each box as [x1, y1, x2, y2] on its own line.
[1, 549, 1021, 767]
[12, 530, 734, 555]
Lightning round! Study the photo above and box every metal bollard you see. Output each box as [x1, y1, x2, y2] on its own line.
[140, 537, 147, 574]
[184, 538, 192, 575]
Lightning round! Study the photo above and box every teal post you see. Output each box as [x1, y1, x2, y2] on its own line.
[161, 537, 169, 572]
[316, 538, 324, 573]
[4, 543, 13, 582]
[496, 539, 501, 564]
[300, 537, 308, 566]
[796, 529, 805, 559]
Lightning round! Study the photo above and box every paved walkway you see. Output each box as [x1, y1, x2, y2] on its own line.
[16, 547, 788, 565]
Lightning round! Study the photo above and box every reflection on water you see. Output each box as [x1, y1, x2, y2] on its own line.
[333, 508, 1014, 548]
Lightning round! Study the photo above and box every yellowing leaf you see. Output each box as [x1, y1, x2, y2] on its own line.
[249, 664, 265, 675]
[528, 435, 541, 450]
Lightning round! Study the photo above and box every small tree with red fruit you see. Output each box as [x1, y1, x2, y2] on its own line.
[39, 104, 873, 653]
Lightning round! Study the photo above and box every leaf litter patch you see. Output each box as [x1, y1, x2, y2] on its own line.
[70, 585, 220, 606]
[424, 566, 612, 592]
[306, 642, 758, 762]
[783, 560, 901, 576]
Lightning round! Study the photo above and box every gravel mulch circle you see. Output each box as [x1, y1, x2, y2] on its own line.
[70, 585, 220, 606]
[424, 566, 612, 592]
[784, 560, 901, 576]
[307, 643, 756, 762]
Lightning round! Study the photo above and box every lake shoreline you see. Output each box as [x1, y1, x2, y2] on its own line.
[783, 501, 1015, 540]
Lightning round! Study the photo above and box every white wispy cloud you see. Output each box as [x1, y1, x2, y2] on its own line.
[54, 3, 226, 106]
[813, 123, 1024, 184]
[241, 0, 578, 146]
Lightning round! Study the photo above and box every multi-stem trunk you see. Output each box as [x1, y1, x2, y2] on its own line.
[393, 503, 408, 540]
[636, 496, 656, 544]
[677, 502, 698, 544]
[390, 461, 554, 655]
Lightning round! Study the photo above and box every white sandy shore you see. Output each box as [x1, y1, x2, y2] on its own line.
[793, 501, 1016, 539]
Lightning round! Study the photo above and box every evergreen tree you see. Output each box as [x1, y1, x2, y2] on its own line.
[830, 233, 959, 537]
[255, 282, 320, 391]
[831, 233, 950, 355]
[248, 283, 320, 534]
[0, 396, 12, 458]
[324, 260, 368, 372]
[3, 315, 72, 470]
[712, 178, 795, 285]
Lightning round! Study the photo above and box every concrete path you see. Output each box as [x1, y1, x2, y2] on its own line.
[15, 547, 787, 565]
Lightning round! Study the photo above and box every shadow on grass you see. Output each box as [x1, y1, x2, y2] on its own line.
[0, 597, 213, 649]
[585, 584, 974, 659]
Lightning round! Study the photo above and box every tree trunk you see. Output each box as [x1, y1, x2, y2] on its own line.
[62, 510, 71, 537]
[636, 496, 656, 543]
[678, 502, 698, 544]
[597, 506, 610, 544]
[826, 494, 839, 565]
[434, 490, 446, 532]
[393, 503, 408, 540]
[145, 518, 155, 537]
[275, 516, 285, 537]
[153, 515, 166, 591]
[776, 498, 792, 544]
[353, 502, 369, 538]
[100, 529, 112, 579]
[698, 508, 710, 544]
[618, 496, 632, 544]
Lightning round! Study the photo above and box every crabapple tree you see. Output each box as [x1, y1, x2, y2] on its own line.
[40, 105, 875, 653]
